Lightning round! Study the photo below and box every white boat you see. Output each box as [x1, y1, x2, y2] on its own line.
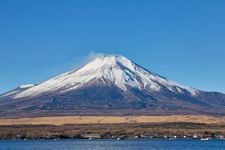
[200, 138, 209, 141]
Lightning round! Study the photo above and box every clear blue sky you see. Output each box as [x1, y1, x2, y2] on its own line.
[0, 0, 225, 94]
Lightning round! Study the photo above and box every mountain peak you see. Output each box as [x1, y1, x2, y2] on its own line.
[87, 54, 133, 69]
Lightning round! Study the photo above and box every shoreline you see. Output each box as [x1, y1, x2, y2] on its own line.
[0, 138, 225, 141]
[0, 122, 225, 140]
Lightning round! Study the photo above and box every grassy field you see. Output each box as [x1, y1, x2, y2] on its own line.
[0, 115, 225, 139]
[0, 115, 225, 125]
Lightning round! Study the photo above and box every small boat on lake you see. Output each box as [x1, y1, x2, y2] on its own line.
[200, 138, 210, 141]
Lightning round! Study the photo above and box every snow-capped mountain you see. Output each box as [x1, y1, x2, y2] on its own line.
[0, 54, 225, 117]
[13, 55, 198, 99]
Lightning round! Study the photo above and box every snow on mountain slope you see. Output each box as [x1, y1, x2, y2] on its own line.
[19, 84, 36, 89]
[13, 55, 198, 99]
[0, 84, 36, 98]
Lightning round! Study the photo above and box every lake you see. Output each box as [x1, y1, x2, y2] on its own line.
[0, 139, 225, 150]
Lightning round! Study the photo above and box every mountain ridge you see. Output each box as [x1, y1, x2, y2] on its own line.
[0, 54, 225, 117]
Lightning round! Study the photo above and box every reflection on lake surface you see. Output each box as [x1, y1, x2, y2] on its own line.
[0, 139, 225, 150]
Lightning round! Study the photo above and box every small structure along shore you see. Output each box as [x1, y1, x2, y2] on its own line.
[0, 122, 225, 140]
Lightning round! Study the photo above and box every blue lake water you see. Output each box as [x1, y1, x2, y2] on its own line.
[0, 139, 225, 150]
